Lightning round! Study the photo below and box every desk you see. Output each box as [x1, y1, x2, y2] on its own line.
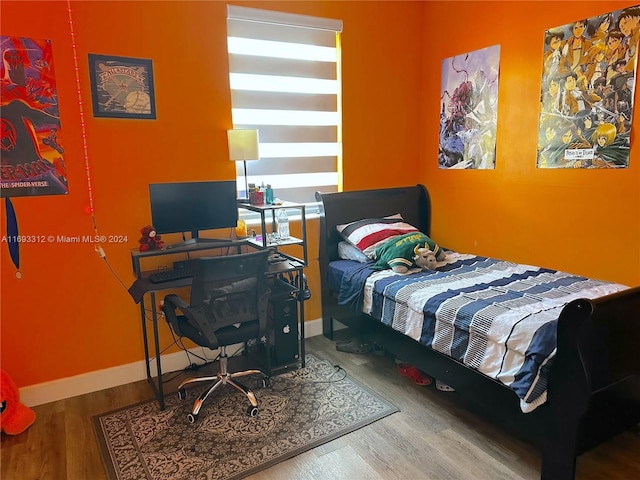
[128, 239, 306, 410]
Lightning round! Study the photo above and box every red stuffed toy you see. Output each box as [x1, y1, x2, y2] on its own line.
[139, 225, 164, 252]
[0, 369, 36, 435]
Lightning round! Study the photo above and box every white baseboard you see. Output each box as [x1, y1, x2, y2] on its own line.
[19, 317, 342, 407]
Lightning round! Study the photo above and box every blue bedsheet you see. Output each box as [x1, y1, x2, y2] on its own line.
[328, 259, 375, 308]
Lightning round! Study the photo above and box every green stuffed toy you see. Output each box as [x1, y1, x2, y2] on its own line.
[372, 232, 446, 274]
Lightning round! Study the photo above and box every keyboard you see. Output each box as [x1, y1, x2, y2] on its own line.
[148, 268, 194, 284]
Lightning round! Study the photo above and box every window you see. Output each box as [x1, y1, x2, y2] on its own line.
[226, 5, 343, 210]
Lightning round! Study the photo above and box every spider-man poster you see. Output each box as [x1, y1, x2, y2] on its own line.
[1, 35, 68, 197]
[537, 6, 639, 168]
[438, 45, 500, 169]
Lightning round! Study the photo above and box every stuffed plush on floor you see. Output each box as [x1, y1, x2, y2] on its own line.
[0, 369, 36, 435]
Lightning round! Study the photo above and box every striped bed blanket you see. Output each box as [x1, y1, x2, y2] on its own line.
[340, 252, 629, 413]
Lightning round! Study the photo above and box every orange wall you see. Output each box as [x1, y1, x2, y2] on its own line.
[1, 1, 638, 389]
[0, 1, 425, 387]
[420, 1, 640, 287]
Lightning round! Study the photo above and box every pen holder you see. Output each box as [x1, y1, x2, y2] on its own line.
[249, 190, 264, 206]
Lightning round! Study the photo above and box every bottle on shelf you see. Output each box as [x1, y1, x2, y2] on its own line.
[265, 184, 274, 204]
[276, 208, 290, 240]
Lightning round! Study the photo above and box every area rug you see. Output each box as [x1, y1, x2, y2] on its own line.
[94, 354, 398, 480]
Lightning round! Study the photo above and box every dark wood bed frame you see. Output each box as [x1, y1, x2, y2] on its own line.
[315, 184, 640, 480]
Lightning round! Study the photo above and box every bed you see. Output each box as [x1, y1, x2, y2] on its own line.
[315, 184, 640, 480]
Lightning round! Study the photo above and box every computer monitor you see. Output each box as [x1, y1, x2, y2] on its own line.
[149, 180, 238, 249]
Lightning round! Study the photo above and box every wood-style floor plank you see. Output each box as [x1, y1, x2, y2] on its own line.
[1, 332, 639, 480]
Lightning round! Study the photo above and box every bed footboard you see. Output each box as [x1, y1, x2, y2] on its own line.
[540, 286, 640, 479]
[579, 286, 640, 396]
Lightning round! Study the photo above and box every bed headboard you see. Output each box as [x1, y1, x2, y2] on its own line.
[315, 184, 431, 266]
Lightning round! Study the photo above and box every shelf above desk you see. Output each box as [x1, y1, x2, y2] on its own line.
[245, 235, 304, 249]
[238, 201, 307, 268]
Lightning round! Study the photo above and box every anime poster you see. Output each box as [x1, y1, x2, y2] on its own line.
[1, 36, 68, 197]
[537, 6, 639, 168]
[438, 44, 500, 169]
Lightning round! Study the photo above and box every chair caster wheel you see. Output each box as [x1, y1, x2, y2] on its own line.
[178, 388, 187, 400]
[187, 413, 198, 423]
[261, 377, 271, 388]
[247, 405, 259, 417]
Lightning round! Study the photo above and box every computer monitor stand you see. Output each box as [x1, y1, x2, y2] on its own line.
[164, 232, 235, 250]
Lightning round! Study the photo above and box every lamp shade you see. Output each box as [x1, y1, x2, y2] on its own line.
[227, 129, 260, 161]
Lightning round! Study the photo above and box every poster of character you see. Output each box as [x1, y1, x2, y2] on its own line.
[537, 6, 639, 168]
[1, 36, 68, 197]
[438, 44, 500, 169]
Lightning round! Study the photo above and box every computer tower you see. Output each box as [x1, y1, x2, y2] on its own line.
[269, 279, 299, 367]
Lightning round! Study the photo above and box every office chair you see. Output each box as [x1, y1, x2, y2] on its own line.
[162, 249, 272, 423]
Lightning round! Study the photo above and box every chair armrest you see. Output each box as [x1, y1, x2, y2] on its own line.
[162, 294, 188, 336]
[163, 294, 219, 347]
[164, 293, 189, 311]
[258, 288, 272, 333]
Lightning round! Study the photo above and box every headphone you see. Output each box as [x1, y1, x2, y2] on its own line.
[276, 272, 311, 301]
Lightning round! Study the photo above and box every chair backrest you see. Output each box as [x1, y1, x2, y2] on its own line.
[189, 249, 271, 336]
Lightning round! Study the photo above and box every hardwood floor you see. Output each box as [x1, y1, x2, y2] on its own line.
[2, 333, 639, 480]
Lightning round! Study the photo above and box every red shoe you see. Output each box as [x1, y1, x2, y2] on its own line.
[397, 363, 432, 386]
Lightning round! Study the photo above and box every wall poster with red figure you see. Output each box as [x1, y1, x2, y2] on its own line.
[537, 6, 639, 168]
[438, 44, 500, 170]
[1, 35, 68, 198]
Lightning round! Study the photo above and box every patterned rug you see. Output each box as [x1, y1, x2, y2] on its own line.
[93, 354, 398, 480]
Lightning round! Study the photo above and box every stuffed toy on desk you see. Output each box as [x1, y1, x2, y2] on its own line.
[139, 225, 164, 252]
[0, 369, 36, 435]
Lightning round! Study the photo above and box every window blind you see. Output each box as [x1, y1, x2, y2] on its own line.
[227, 5, 343, 206]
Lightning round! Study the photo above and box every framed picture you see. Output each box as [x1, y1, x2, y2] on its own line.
[88, 54, 156, 119]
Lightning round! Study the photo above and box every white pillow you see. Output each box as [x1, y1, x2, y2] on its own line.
[338, 241, 371, 263]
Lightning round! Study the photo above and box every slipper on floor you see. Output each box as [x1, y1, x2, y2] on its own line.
[336, 339, 373, 354]
[436, 380, 455, 392]
[373, 343, 386, 356]
[397, 363, 432, 386]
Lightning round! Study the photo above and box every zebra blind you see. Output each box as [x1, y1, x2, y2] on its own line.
[227, 5, 343, 206]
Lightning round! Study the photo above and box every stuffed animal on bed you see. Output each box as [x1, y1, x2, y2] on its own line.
[413, 246, 438, 271]
[372, 232, 446, 274]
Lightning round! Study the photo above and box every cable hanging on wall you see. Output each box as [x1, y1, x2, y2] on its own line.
[66, 1, 130, 294]
[66, 0, 102, 255]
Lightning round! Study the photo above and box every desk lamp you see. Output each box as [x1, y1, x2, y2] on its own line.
[227, 129, 260, 203]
